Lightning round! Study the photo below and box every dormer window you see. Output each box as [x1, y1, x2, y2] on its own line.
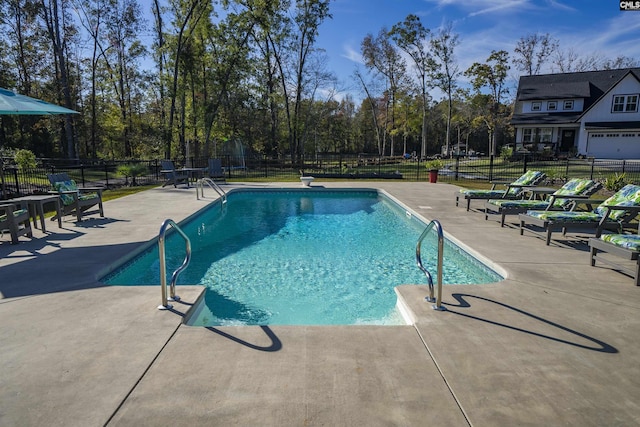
[612, 94, 638, 113]
[531, 102, 541, 111]
[547, 101, 557, 111]
[563, 100, 574, 110]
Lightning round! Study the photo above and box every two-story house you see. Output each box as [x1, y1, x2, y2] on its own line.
[511, 68, 640, 159]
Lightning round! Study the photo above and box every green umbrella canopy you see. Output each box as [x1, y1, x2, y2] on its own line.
[0, 87, 79, 115]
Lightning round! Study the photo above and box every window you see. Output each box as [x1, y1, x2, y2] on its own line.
[522, 128, 552, 143]
[563, 100, 574, 110]
[531, 102, 541, 111]
[547, 101, 557, 111]
[612, 94, 639, 112]
[626, 95, 638, 112]
[539, 128, 552, 142]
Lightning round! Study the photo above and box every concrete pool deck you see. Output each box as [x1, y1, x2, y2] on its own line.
[1, 181, 639, 426]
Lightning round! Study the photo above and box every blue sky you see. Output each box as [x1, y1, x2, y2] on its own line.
[316, 0, 640, 101]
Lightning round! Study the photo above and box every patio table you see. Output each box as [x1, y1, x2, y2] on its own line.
[10, 194, 62, 233]
[525, 186, 557, 200]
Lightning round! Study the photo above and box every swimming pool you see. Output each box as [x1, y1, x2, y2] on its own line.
[102, 189, 502, 325]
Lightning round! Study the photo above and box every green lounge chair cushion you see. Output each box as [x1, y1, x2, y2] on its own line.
[525, 184, 640, 222]
[53, 180, 99, 206]
[548, 178, 600, 208]
[0, 208, 29, 223]
[593, 184, 640, 220]
[488, 178, 600, 210]
[461, 189, 513, 198]
[600, 234, 640, 251]
[488, 199, 551, 209]
[460, 170, 545, 198]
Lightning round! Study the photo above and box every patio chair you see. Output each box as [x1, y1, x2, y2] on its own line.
[589, 234, 640, 286]
[48, 173, 104, 222]
[518, 184, 640, 245]
[455, 170, 547, 211]
[0, 201, 32, 244]
[160, 160, 189, 188]
[484, 178, 602, 227]
[207, 158, 226, 182]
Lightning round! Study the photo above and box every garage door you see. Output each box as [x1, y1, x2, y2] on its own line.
[587, 131, 640, 159]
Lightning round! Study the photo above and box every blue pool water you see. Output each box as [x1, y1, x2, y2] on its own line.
[102, 189, 502, 326]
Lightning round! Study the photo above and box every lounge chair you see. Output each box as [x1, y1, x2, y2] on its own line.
[207, 158, 226, 182]
[48, 173, 104, 222]
[0, 201, 32, 244]
[589, 234, 640, 286]
[455, 170, 546, 211]
[484, 178, 602, 227]
[518, 184, 640, 245]
[160, 160, 189, 188]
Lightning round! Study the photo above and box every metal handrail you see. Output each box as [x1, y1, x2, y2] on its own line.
[197, 177, 227, 203]
[416, 219, 446, 311]
[157, 219, 191, 310]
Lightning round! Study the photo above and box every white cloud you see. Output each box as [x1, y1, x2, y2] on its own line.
[341, 44, 364, 65]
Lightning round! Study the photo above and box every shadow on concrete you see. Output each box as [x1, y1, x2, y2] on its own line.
[205, 325, 283, 352]
[70, 217, 128, 229]
[0, 240, 147, 299]
[446, 293, 618, 353]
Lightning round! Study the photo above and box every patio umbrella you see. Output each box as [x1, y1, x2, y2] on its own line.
[0, 87, 79, 115]
[0, 88, 79, 199]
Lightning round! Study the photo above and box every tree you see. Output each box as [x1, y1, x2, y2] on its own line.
[40, 0, 78, 158]
[552, 48, 638, 73]
[512, 33, 558, 76]
[286, 0, 332, 163]
[389, 14, 432, 158]
[430, 22, 460, 158]
[464, 50, 510, 157]
[361, 28, 407, 156]
[164, 0, 211, 159]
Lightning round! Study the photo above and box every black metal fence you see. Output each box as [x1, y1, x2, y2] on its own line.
[2, 154, 639, 200]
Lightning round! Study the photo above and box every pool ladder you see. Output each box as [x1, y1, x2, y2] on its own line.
[157, 219, 192, 310]
[196, 177, 227, 204]
[416, 220, 446, 311]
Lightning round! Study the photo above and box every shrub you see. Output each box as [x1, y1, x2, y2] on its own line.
[603, 172, 626, 192]
[425, 159, 444, 171]
[14, 149, 37, 170]
[117, 163, 149, 186]
[500, 146, 513, 161]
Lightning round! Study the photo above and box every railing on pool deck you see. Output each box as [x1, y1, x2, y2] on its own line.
[157, 219, 192, 310]
[196, 177, 227, 204]
[416, 219, 446, 311]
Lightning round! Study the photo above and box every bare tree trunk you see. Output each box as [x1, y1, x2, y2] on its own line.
[41, 0, 76, 158]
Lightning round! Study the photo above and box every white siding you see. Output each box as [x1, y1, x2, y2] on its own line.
[581, 74, 640, 122]
[577, 74, 640, 158]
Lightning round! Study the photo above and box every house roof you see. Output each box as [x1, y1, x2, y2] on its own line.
[511, 112, 581, 125]
[512, 68, 640, 125]
[517, 81, 592, 100]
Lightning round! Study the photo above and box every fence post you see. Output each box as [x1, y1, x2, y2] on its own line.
[80, 165, 86, 186]
[264, 154, 268, 178]
[104, 162, 109, 187]
[455, 156, 459, 181]
[12, 167, 19, 196]
[622, 159, 626, 175]
[489, 155, 494, 181]
[590, 157, 595, 180]
[523, 154, 528, 173]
